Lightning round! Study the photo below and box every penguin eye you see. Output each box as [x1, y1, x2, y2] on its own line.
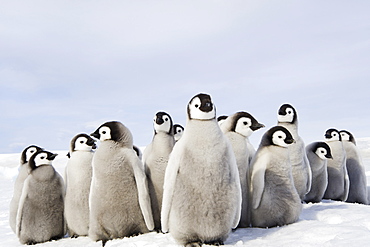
[165, 117, 168, 121]
[243, 121, 248, 125]
[195, 104, 199, 108]
[80, 140, 84, 144]
[41, 156, 45, 160]
[102, 131, 106, 134]
[278, 136, 283, 139]
[321, 150, 325, 154]
[30, 150, 34, 153]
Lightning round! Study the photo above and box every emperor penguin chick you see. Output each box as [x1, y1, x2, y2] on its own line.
[173, 124, 184, 142]
[9, 145, 43, 233]
[161, 93, 241, 247]
[250, 126, 302, 228]
[221, 111, 264, 227]
[89, 121, 154, 245]
[277, 103, 311, 200]
[340, 130, 368, 204]
[143, 111, 175, 230]
[303, 142, 332, 203]
[16, 150, 65, 245]
[64, 133, 96, 237]
[323, 128, 349, 201]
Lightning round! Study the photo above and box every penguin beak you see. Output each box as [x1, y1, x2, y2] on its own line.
[156, 117, 164, 125]
[285, 138, 295, 145]
[251, 123, 265, 131]
[50, 153, 58, 160]
[324, 134, 331, 139]
[199, 102, 213, 112]
[326, 153, 333, 159]
[91, 132, 100, 139]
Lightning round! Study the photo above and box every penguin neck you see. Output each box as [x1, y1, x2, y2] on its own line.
[152, 132, 175, 153]
[278, 121, 298, 138]
[184, 119, 222, 142]
[31, 165, 57, 181]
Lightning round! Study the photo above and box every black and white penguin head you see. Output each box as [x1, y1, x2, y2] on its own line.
[187, 93, 216, 120]
[28, 150, 58, 170]
[232, 112, 265, 137]
[91, 121, 133, 146]
[21, 145, 43, 164]
[261, 126, 295, 148]
[339, 130, 356, 145]
[71, 133, 97, 152]
[173, 124, 184, 141]
[313, 142, 333, 160]
[277, 103, 297, 124]
[324, 128, 341, 142]
[153, 112, 173, 135]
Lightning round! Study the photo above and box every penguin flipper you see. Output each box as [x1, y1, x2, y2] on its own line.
[250, 151, 268, 210]
[343, 163, 350, 201]
[161, 146, 181, 233]
[304, 153, 312, 194]
[128, 150, 154, 231]
[16, 176, 31, 237]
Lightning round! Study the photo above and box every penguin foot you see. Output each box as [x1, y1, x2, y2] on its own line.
[185, 241, 202, 247]
[101, 239, 108, 247]
[205, 240, 224, 246]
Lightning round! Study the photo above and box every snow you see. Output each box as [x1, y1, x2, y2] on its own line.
[1, 139, 370, 246]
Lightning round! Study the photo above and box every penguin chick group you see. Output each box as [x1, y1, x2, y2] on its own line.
[9, 92, 367, 247]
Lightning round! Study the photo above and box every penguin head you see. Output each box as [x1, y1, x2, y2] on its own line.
[324, 128, 341, 142]
[91, 121, 133, 147]
[21, 145, 43, 164]
[187, 93, 216, 120]
[313, 142, 333, 159]
[232, 112, 265, 137]
[261, 126, 294, 148]
[28, 150, 58, 170]
[71, 133, 97, 152]
[173, 124, 184, 141]
[153, 111, 173, 135]
[339, 130, 356, 145]
[277, 103, 297, 124]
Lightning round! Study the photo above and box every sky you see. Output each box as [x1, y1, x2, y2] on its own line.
[1, 1, 370, 153]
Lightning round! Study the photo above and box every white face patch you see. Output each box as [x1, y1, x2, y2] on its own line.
[315, 147, 328, 160]
[99, 126, 112, 141]
[34, 153, 52, 167]
[25, 147, 38, 162]
[272, 130, 290, 147]
[340, 132, 350, 141]
[188, 97, 215, 120]
[174, 127, 183, 141]
[235, 117, 253, 137]
[154, 114, 172, 133]
[326, 131, 340, 142]
[278, 107, 294, 123]
[75, 137, 92, 151]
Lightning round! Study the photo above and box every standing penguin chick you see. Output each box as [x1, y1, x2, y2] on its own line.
[16, 150, 65, 245]
[173, 124, 184, 142]
[64, 133, 96, 237]
[304, 142, 332, 203]
[250, 126, 302, 228]
[277, 103, 311, 200]
[221, 111, 264, 228]
[89, 121, 154, 245]
[9, 145, 43, 233]
[340, 130, 368, 204]
[323, 128, 349, 201]
[161, 93, 241, 247]
[143, 112, 175, 230]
